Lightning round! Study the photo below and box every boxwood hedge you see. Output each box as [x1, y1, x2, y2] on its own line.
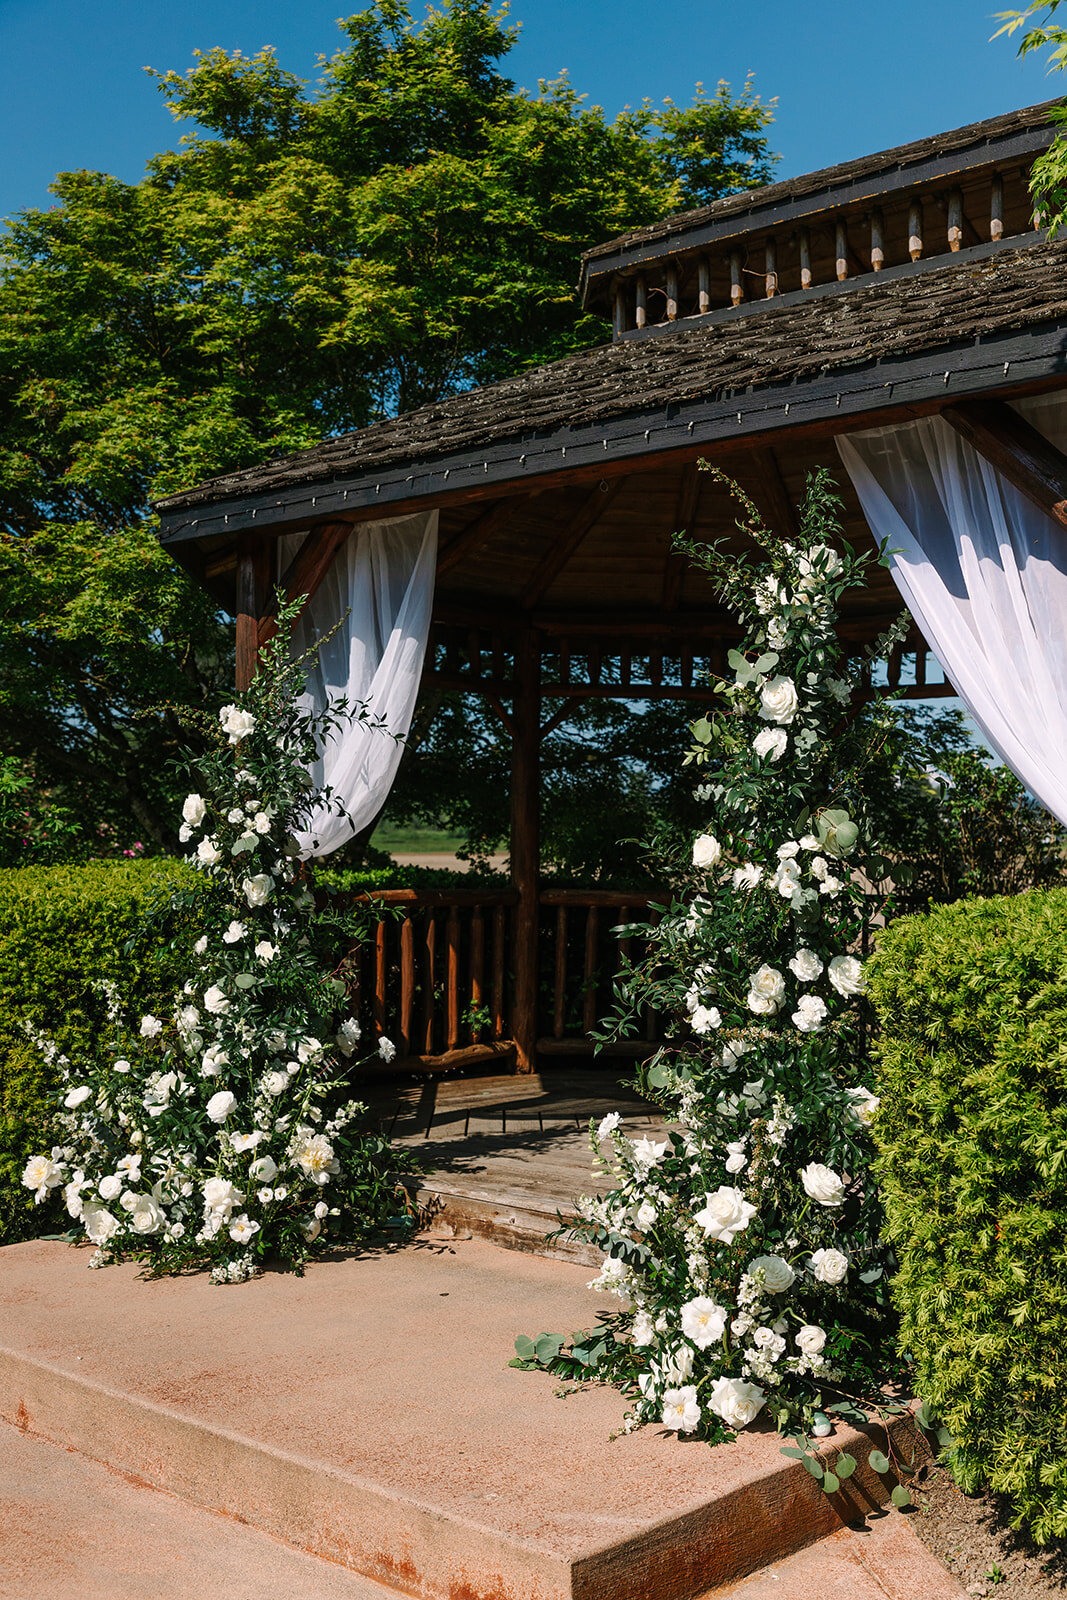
[869, 887, 1067, 1542]
[0, 859, 198, 1245]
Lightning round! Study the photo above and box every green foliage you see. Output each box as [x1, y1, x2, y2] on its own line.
[869, 887, 1067, 1542]
[0, 859, 197, 1244]
[0, 0, 775, 848]
[994, 5, 1067, 232]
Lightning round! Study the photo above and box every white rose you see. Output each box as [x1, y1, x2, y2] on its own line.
[664, 1344, 695, 1382]
[796, 1323, 827, 1356]
[254, 940, 276, 963]
[249, 1155, 278, 1182]
[82, 1203, 120, 1244]
[119, 1188, 140, 1212]
[800, 1162, 845, 1207]
[139, 1015, 162, 1038]
[747, 964, 785, 1015]
[788, 949, 823, 983]
[64, 1181, 85, 1219]
[724, 1139, 747, 1174]
[732, 862, 763, 891]
[313, 1200, 329, 1219]
[182, 794, 206, 826]
[227, 807, 245, 824]
[694, 1185, 757, 1245]
[707, 1376, 766, 1429]
[206, 1090, 237, 1123]
[264, 1071, 288, 1096]
[203, 984, 229, 1014]
[828, 955, 866, 997]
[632, 1311, 656, 1347]
[752, 727, 788, 762]
[792, 994, 827, 1033]
[770, 858, 803, 901]
[680, 1296, 728, 1349]
[113, 1058, 131, 1073]
[302, 1217, 322, 1242]
[690, 1004, 721, 1036]
[748, 1253, 795, 1293]
[798, 544, 843, 583]
[758, 676, 799, 726]
[692, 833, 722, 869]
[378, 1037, 397, 1062]
[809, 1247, 849, 1284]
[98, 1175, 122, 1201]
[203, 1177, 244, 1215]
[253, 812, 272, 835]
[661, 1386, 701, 1434]
[845, 1086, 880, 1126]
[222, 920, 246, 944]
[219, 704, 257, 744]
[64, 1085, 91, 1109]
[242, 874, 272, 907]
[229, 1212, 260, 1243]
[201, 1045, 228, 1077]
[130, 1196, 164, 1235]
[635, 1199, 658, 1230]
[197, 837, 222, 868]
[22, 1154, 62, 1194]
[335, 1018, 361, 1056]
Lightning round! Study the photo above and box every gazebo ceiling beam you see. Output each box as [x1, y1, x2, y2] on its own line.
[750, 447, 801, 540]
[662, 462, 702, 610]
[437, 495, 537, 577]
[519, 479, 627, 609]
[257, 519, 354, 650]
[942, 398, 1067, 530]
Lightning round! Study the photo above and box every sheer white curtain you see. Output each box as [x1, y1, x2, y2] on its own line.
[837, 395, 1067, 824]
[278, 510, 438, 857]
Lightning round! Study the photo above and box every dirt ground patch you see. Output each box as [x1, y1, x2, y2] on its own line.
[906, 1460, 1067, 1597]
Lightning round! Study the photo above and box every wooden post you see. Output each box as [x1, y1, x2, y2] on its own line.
[665, 264, 679, 321]
[510, 628, 541, 1073]
[612, 285, 626, 340]
[235, 535, 270, 691]
[870, 209, 885, 271]
[990, 173, 1004, 242]
[729, 250, 743, 307]
[947, 188, 963, 252]
[764, 238, 777, 297]
[799, 228, 812, 289]
[908, 200, 923, 260]
[835, 220, 848, 282]
[697, 258, 710, 314]
[635, 275, 647, 329]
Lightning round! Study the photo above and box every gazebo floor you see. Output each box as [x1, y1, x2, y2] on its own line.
[365, 1068, 665, 1265]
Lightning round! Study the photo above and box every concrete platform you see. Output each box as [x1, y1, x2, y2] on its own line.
[0, 1237, 917, 1600]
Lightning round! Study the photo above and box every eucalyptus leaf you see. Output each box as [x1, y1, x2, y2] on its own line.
[868, 1449, 891, 1475]
[890, 1484, 912, 1508]
[821, 1470, 840, 1494]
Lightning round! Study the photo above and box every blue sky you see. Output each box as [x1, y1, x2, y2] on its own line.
[0, 0, 1059, 224]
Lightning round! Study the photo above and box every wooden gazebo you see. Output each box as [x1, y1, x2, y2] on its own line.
[156, 100, 1067, 1076]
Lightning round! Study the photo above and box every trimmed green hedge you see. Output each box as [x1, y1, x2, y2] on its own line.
[869, 888, 1067, 1542]
[0, 859, 199, 1245]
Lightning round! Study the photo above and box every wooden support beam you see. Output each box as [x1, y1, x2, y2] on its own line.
[509, 628, 541, 1073]
[519, 480, 625, 609]
[751, 447, 800, 540]
[257, 520, 354, 650]
[662, 462, 702, 610]
[437, 497, 532, 577]
[235, 536, 271, 691]
[942, 399, 1067, 531]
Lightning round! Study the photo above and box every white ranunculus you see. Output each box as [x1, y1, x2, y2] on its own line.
[680, 1296, 728, 1349]
[800, 1162, 845, 1207]
[845, 1086, 880, 1126]
[206, 1090, 237, 1123]
[788, 948, 823, 983]
[130, 1195, 164, 1235]
[182, 793, 206, 826]
[242, 874, 272, 907]
[732, 862, 763, 891]
[82, 1202, 120, 1243]
[694, 1185, 757, 1245]
[228, 1213, 260, 1243]
[64, 1085, 91, 1109]
[724, 1139, 747, 1174]
[254, 940, 276, 963]
[827, 955, 866, 996]
[796, 1323, 827, 1356]
[792, 994, 827, 1033]
[597, 1111, 621, 1141]
[758, 675, 799, 726]
[249, 1155, 278, 1183]
[753, 726, 788, 762]
[707, 1375, 766, 1429]
[203, 984, 229, 1015]
[692, 833, 722, 869]
[747, 964, 785, 1015]
[139, 1014, 162, 1038]
[661, 1386, 701, 1434]
[219, 704, 256, 744]
[748, 1253, 795, 1293]
[197, 837, 222, 868]
[690, 1004, 721, 1036]
[98, 1174, 122, 1201]
[222, 920, 246, 944]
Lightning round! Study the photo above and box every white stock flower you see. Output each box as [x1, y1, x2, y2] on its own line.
[752, 727, 788, 762]
[707, 1376, 766, 1429]
[206, 1090, 237, 1123]
[694, 1185, 757, 1245]
[597, 1111, 621, 1141]
[827, 677, 851, 704]
[219, 705, 256, 744]
[630, 1136, 669, 1169]
[228, 1213, 260, 1243]
[378, 1037, 397, 1062]
[182, 794, 206, 827]
[758, 676, 799, 726]
[827, 955, 866, 996]
[690, 1004, 722, 1035]
[692, 833, 722, 869]
[732, 862, 763, 891]
[64, 1085, 91, 1109]
[680, 1296, 728, 1348]
[139, 1015, 162, 1039]
[792, 994, 827, 1033]
[254, 940, 276, 963]
[748, 1254, 795, 1293]
[203, 985, 229, 1015]
[796, 1323, 827, 1356]
[242, 875, 272, 907]
[747, 964, 785, 1015]
[82, 1203, 120, 1243]
[661, 1386, 701, 1434]
[800, 1163, 845, 1207]
[788, 949, 823, 983]
[845, 1086, 880, 1126]
[809, 1247, 849, 1284]
[197, 837, 222, 868]
[222, 920, 246, 944]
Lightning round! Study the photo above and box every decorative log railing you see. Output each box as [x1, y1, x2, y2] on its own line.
[536, 889, 666, 1058]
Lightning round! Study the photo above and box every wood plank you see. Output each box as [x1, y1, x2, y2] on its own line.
[437, 497, 534, 577]
[235, 536, 271, 691]
[750, 447, 800, 540]
[942, 398, 1067, 530]
[662, 462, 701, 610]
[519, 481, 626, 609]
[257, 520, 353, 649]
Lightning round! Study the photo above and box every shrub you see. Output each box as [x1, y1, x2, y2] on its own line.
[869, 888, 1067, 1542]
[0, 858, 197, 1244]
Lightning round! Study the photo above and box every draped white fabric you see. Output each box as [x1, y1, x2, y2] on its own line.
[837, 395, 1067, 823]
[279, 510, 438, 857]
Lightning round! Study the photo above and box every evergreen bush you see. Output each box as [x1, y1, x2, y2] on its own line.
[869, 888, 1067, 1542]
[0, 858, 197, 1243]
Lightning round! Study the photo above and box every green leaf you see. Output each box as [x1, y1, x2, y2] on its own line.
[779, 1446, 806, 1459]
[868, 1449, 891, 1475]
[913, 1402, 933, 1431]
[822, 1471, 840, 1494]
[802, 1455, 825, 1479]
[534, 1332, 565, 1364]
[890, 1484, 912, 1508]
[835, 1453, 857, 1479]
[514, 1335, 537, 1360]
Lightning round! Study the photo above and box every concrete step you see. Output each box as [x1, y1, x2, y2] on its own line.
[0, 1237, 920, 1600]
[0, 1421, 405, 1600]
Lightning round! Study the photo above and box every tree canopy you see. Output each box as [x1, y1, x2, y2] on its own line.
[0, 0, 776, 852]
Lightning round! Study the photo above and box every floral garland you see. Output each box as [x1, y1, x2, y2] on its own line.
[530, 470, 904, 1438]
[22, 609, 414, 1281]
